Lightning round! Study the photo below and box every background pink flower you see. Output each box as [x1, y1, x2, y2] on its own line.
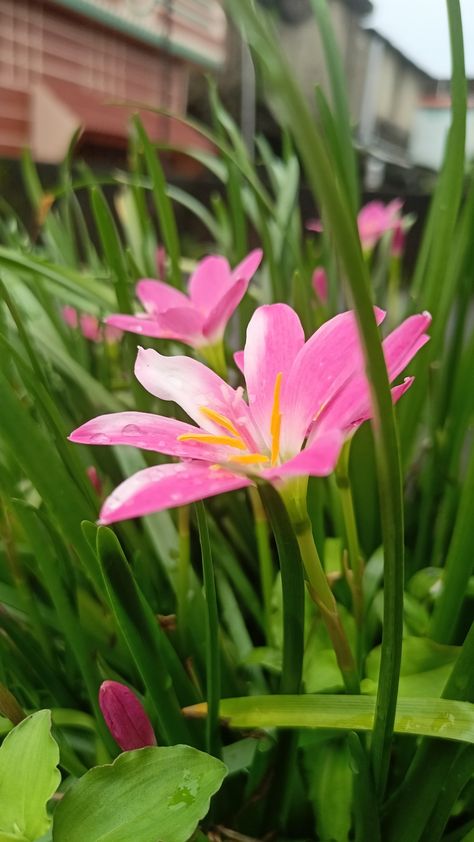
[62, 306, 123, 344]
[104, 249, 262, 350]
[307, 199, 406, 255]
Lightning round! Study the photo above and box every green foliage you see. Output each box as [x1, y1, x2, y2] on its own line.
[0, 0, 472, 838]
[52, 745, 226, 842]
[0, 711, 60, 841]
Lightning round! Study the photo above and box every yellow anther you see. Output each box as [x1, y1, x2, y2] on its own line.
[229, 453, 269, 465]
[199, 406, 241, 438]
[177, 433, 246, 450]
[270, 372, 283, 466]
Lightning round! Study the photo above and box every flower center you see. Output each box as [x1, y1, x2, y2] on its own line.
[176, 373, 284, 469]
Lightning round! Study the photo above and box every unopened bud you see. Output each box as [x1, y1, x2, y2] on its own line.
[99, 680, 157, 751]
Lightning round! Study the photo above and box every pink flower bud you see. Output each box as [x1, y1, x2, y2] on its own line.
[312, 267, 328, 305]
[62, 306, 79, 329]
[86, 466, 102, 496]
[156, 246, 167, 280]
[391, 223, 405, 258]
[79, 314, 102, 343]
[99, 680, 157, 751]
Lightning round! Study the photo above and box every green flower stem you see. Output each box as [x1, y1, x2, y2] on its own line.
[200, 341, 228, 379]
[283, 483, 359, 694]
[195, 501, 221, 759]
[296, 518, 359, 694]
[249, 487, 274, 645]
[335, 441, 364, 630]
[177, 505, 191, 652]
[257, 483, 304, 834]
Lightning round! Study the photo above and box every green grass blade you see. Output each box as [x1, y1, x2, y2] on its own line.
[258, 484, 304, 694]
[89, 186, 133, 313]
[133, 116, 182, 289]
[184, 694, 474, 745]
[96, 525, 194, 746]
[195, 502, 221, 758]
[310, 0, 359, 212]
[429, 438, 474, 643]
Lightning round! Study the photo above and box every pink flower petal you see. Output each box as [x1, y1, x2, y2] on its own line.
[153, 307, 205, 346]
[104, 310, 204, 346]
[105, 314, 171, 339]
[330, 377, 415, 436]
[263, 429, 343, 480]
[134, 347, 260, 448]
[188, 251, 261, 316]
[382, 312, 431, 380]
[243, 304, 305, 449]
[231, 248, 263, 282]
[280, 307, 385, 453]
[99, 461, 251, 523]
[315, 313, 430, 436]
[306, 218, 323, 233]
[234, 351, 245, 374]
[358, 200, 403, 251]
[188, 256, 232, 314]
[135, 279, 191, 316]
[69, 411, 232, 462]
[203, 277, 247, 342]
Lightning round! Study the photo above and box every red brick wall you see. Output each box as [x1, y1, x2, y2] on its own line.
[0, 0, 190, 156]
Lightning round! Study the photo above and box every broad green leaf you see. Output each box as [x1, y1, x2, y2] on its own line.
[0, 710, 60, 841]
[302, 738, 352, 842]
[362, 637, 460, 697]
[184, 695, 474, 744]
[52, 745, 226, 842]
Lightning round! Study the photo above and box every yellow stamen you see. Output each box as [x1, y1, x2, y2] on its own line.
[177, 433, 246, 450]
[199, 406, 241, 438]
[270, 372, 283, 466]
[229, 453, 269, 465]
[312, 400, 328, 424]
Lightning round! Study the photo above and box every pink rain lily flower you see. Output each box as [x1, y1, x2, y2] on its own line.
[104, 250, 263, 350]
[307, 199, 405, 255]
[62, 306, 123, 344]
[357, 199, 404, 252]
[70, 304, 430, 525]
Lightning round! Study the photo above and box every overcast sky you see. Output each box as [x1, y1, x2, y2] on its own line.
[365, 0, 474, 79]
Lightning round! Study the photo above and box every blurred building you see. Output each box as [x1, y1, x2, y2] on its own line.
[409, 94, 474, 171]
[210, 0, 441, 189]
[269, 1, 437, 186]
[0, 0, 226, 167]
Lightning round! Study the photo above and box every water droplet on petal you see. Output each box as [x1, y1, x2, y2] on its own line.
[90, 433, 110, 444]
[122, 423, 141, 435]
